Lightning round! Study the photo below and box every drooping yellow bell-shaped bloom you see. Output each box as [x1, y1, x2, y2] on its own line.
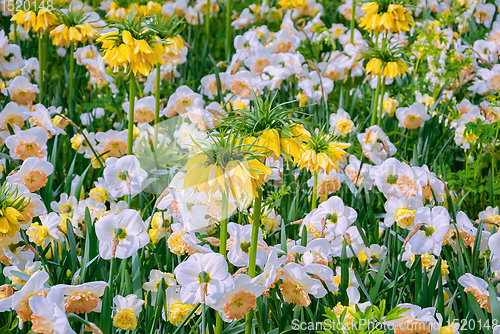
[105, 2, 136, 21]
[278, 0, 306, 10]
[0, 206, 24, 237]
[50, 23, 97, 47]
[366, 58, 383, 75]
[297, 141, 350, 173]
[183, 151, 271, 200]
[280, 137, 303, 160]
[366, 58, 409, 80]
[381, 61, 409, 79]
[164, 35, 185, 55]
[257, 129, 281, 158]
[98, 31, 166, 76]
[12, 8, 58, 33]
[359, 2, 413, 34]
[136, 1, 162, 16]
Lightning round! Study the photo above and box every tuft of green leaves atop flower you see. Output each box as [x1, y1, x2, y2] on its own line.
[0, 183, 29, 237]
[222, 92, 308, 137]
[145, 13, 185, 41]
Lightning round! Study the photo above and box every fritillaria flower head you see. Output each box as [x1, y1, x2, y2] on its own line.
[359, 0, 414, 35]
[0, 183, 29, 238]
[183, 130, 271, 201]
[50, 8, 101, 47]
[11, 0, 58, 34]
[296, 125, 350, 174]
[97, 15, 166, 76]
[363, 42, 410, 80]
[221, 92, 310, 163]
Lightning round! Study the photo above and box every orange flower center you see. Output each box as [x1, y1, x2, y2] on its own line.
[23, 170, 48, 192]
[279, 278, 310, 307]
[15, 140, 43, 160]
[103, 140, 127, 158]
[2, 114, 25, 131]
[65, 292, 100, 314]
[223, 291, 256, 320]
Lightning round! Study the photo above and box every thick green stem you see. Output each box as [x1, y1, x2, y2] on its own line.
[154, 62, 161, 149]
[311, 171, 318, 210]
[216, 190, 229, 334]
[68, 44, 75, 119]
[127, 73, 136, 155]
[371, 73, 382, 126]
[377, 79, 385, 126]
[38, 33, 44, 103]
[13, 0, 17, 44]
[201, 303, 206, 334]
[225, 0, 232, 58]
[205, 0, 210, 38]
[350, 0, 356, 43]
[391, 245, 403, 305]
[245, 187, 263, 334]
[105, 256, 116, 334]
[248, 189, 262, 277]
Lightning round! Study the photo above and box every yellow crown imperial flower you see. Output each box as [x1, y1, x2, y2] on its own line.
[363, 44, 410, 80]
[296, 127, 350, 173]
[98, 28, 166, 76]
[0, 184, 28, 238]
[12, 7, 58, 33]
[50, 23, 97, 47]
[359, 1, 413, 34]
[278, 0, 306, 10]
[183, 136, 271, 200]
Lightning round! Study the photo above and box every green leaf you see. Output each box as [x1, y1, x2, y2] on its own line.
[369, 254, 388, 302]
[73, 163, 92, 200]
[467, 291, 493, 334]
[65, 218, 79, 278]
[488, 284, 500, 324]
[64, 153, 77, 195]
[44, 134, 58, 207]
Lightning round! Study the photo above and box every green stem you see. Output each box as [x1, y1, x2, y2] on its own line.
[12, 0, 17, 44]
[201, 303, 206, 334]
[377, 79, 385, 126]
[216, 190, 229, 334]
[154, 62, 161, 149]
[350, 0, 356, 43]
[205, 0, 210, 38]
[127, 73, 136, 155]
[371, 73, 382, 126]
[248, 189, 262, 277]
[311, 171, 318, 210]
[225, 0, 232, 58]
[245, 187, 263, 334]
[106, 256, 116, 334]
[390, 247, 403, 306]
[68, 44, 75, 119]
[38, 32, 44, 103]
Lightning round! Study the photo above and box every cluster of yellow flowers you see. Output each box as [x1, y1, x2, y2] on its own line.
[12, 6, 101, 48]
[366, 58, 410, 79]
[106, 1, 161, 21]
[278, 0, 306, 10]
[50, 23, 96, 47]
[360, 2, 413, 34]
[183, 150, 271, 200]
[0, 185, 28, 238]
[98, 30, 167, 76]
[297, 141, 350, 173]
[11, 8, 58, 33]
